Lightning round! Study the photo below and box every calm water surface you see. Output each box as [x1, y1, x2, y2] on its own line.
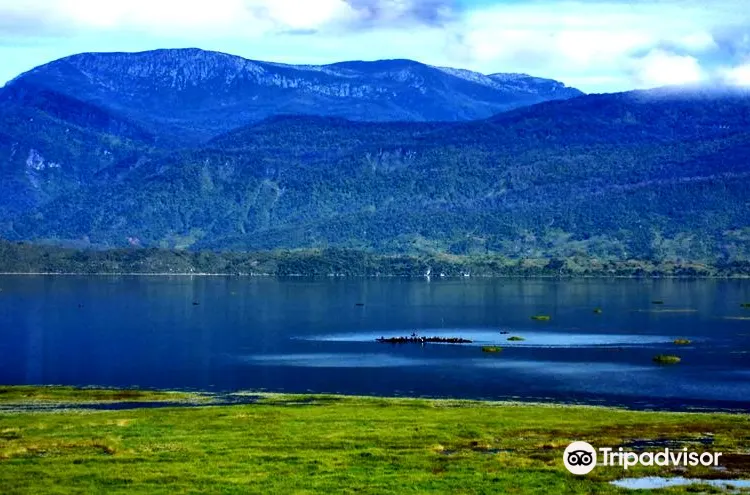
[1, 276, 749, 411]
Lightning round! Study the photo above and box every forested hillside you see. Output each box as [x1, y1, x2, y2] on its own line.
[1, 51, 749, 267]
[2, 241, 746, 278]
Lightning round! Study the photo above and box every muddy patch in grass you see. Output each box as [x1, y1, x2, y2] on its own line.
[620, 436, 715, 450]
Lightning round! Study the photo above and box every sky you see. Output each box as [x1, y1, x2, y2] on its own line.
[0, 0, 749, 93]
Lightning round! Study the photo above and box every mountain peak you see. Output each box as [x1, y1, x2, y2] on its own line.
[35, 48, 267, 88]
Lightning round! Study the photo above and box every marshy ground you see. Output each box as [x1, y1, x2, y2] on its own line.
[0, 387, 749, 494]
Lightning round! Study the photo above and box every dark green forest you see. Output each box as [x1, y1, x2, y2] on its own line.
[1, 241, 748, 277]
[2, 70, 750, 272]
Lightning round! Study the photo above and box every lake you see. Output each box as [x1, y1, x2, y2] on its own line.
[1, 276, 749, 411]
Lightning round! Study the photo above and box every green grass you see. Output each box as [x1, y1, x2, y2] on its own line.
[0, 386, 197, 404]
[653, 355, 682, 364]
[531, 315, 551, 321]
[1, 387, 749, 494]
[481, 346, 503, 353]
[507, 336, 526, 342]
[673, 339, 692, 346]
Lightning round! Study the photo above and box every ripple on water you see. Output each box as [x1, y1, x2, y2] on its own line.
[471, 360, 652, 374]
[237, 353, 441, 368]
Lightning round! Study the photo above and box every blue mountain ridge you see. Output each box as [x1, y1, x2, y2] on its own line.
[6, 48, 583, 145]
[1, 49, 749, 263]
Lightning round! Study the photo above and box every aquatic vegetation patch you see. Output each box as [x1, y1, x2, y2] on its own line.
[507, 336, 526, 342]
[652, 300, 665, 305]
[530, 315, 551, 321]
[673, 339, 692, 345]
[481, 346, 503, 353]
[593, 308, 603, 314]
[653, 355, 681, 365]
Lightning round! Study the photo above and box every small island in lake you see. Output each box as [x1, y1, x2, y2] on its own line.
[377, 333, 473, 344]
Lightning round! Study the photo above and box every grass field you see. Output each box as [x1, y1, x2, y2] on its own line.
[1, 387, 749, 494]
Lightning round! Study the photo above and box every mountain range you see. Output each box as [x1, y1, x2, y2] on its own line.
[1, 48, 749, 264]
[7, 48, 582, 145]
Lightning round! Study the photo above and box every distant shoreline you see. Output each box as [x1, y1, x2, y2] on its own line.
[2, 385, 749, 414]
[1, 272, 749, 279]
[2, 241, 749, 278]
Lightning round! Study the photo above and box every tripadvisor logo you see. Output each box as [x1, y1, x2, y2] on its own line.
[563, 441, 723, 475]
[564, 442, 597, 475]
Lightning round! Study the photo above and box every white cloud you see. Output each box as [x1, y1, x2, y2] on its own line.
[0, 0, 446, 35]
[258, 0, 358, 30]
[450, 1, 746, 89]
[0, 0, 368, 37]
[630, 49, 706, 87]
[445, 1, 750, 91]
[675, 32, 717, 52]
[59, 0, 265, 31]
[721, 63, 750, 86]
